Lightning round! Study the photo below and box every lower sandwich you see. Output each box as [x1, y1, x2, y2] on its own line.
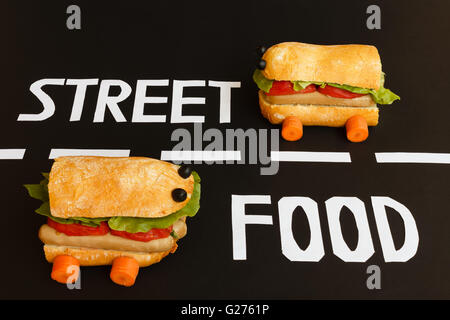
[25, 156, 201, 287]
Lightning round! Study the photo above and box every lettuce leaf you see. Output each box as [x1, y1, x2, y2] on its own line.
[25, 171, 201, 232]
[252, 69, 400, 105]
[325, 74, 400, 105]
[107, 171, 201, 233]
[252, 69, 274, 93]
[292, 80, 326, 91]
[34, 201, 109, 226]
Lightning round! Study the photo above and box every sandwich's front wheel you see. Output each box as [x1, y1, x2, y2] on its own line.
[51, 255, 80, 284]
[110, 256, 140, 287]
[282, 116, 303, 141]
[346, 115, 369, 143]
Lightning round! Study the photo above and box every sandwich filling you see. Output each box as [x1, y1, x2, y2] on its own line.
[253, 69, 400, 106]
[38, 218, 187, 253]
[264, 90, 375, 107]
[25, 171, 201, 253]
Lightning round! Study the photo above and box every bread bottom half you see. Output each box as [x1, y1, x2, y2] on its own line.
[259, 90, 379, 127]
[43, 243, 177, 267]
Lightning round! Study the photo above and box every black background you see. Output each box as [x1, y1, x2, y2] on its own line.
[1, 0, 449, 299]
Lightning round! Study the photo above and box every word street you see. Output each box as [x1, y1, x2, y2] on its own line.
[18, 78, 241, 123]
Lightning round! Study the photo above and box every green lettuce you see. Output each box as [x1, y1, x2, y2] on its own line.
[253, 69, 400, 105]
[252, 69, 274, 92]
[24, 171, 201, 232]
[107, 171, 201, 232]
[34, 202, 109, 226]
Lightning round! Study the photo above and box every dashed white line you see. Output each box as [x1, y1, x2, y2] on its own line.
[0, 149, 26, 159]
[271, 151, 352, 163]
[49, 148, 131, 159]
[375, 152, 450, 164]
[3, 148, 449, 166]
[160, 150, 241, 162]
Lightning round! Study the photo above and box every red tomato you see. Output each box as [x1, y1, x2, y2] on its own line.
[318, 85, 366, 99]
[266, 81, 316, 96]
[110, 226, 173, 242]
[47, 218, 110, 236]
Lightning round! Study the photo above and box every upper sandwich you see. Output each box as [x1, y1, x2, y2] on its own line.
[253, 42, 400, 127]
[25, 156, 201, 269]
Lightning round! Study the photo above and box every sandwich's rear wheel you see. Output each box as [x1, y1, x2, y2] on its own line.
[346, 115, 369, 143]
[110, 256, 140, 287]
[51, 255, 80, 284]
[281, 116, 303, 141]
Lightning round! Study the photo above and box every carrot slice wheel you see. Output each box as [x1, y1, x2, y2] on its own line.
[281, 116, 303, 141]
[110, 256, 140, 287]
[51, 255, 80, 284]
[346, 115, 369, 142]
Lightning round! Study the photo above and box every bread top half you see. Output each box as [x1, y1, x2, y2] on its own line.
[48, 156, 194, 219]
[261, 42, 382, 90]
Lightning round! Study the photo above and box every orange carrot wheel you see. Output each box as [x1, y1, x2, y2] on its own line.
[281, 116, 303, 141]
[346, 115, 369, 142]
[110, 256, 140, 287]
[51, 255, 80, 284]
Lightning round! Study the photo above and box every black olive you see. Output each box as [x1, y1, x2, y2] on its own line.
[259, 46, 267, 55]
[177, 165, 192, 179]
[172, 188, 187, 202]
[257, 59, 266, 70]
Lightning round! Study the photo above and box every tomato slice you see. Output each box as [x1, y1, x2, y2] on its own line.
[47, 218, 110, 236]
[266, 81, 316, 96]
[318, 85, 366, 99]
[110, 226, 173, 242]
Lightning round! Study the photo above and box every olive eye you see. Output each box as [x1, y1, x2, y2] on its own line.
[172, 188, 187, 202]
[259, 46, 267, 55]
[178, 165, 192, 179]
[257, 59, 266, 70]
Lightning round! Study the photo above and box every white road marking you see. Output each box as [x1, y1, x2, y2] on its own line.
[0, 149, 26, 159]
[49, 148, 130, 159]
[271, 151, 352, 163]
[4, 148, 448, 166]
[375, 152, 450, 164]
[160, 150, 241, 161]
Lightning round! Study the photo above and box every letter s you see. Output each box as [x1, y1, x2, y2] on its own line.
[17, 79, 65, 121]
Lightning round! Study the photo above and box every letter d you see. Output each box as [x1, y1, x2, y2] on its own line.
[371, 197, 419, 262]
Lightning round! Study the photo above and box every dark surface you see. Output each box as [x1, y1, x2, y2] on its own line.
[1, 0, 449, 299]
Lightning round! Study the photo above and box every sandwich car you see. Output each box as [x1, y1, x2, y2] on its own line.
[253, 42, 400, 142]
[25, 156, 201, 287]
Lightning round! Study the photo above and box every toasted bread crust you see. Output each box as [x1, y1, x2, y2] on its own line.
[49, 156, 194, 219]
[43, 244, 178, 267]
[262, 42, 382, 90]
[259, 91, 379, 127]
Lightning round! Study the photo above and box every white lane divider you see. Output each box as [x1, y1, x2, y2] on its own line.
[49, 148, 131, 159]
[160, 150, 241, 162]
[0, 149, 26, 159]
[375, 152, 450, 164]
[3, 148, 450, 166]
[271, 151, 352, 163]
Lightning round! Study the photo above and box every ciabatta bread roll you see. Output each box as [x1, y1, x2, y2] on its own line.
[43, 244, 177, 267]
[259, 90, 379, 127]
[49, 156, 194, 219]
[261, 42, 382, 90]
